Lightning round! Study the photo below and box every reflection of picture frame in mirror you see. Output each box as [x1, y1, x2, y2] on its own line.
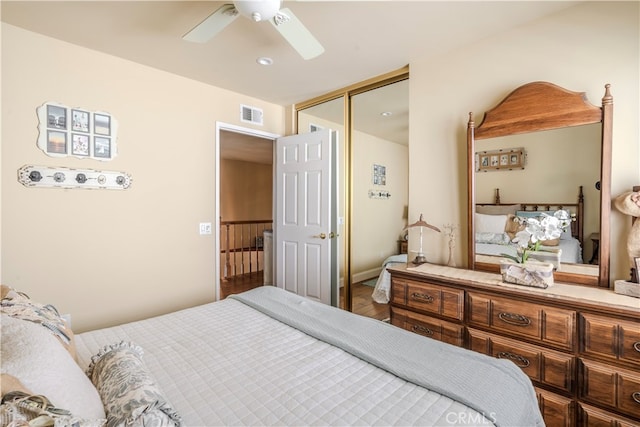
[372, 163, 386, 186]
[47, 130, 67, 154]
[476, 147, 524, 172]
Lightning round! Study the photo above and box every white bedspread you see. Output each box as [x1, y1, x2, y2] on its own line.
[372, 254, 407, 303]
[76, 291, 497, 426]
[476, 237, 583, 264]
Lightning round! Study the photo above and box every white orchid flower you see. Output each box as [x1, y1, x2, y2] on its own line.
[505, 209, 573, 263]
[512, 230, 532, 248]
[540, 215, 563, 240]
[524, 218, 546, 243]
[554, 209, 571, 221]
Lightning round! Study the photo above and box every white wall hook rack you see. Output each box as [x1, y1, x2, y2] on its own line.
[18, 165, 132, 190]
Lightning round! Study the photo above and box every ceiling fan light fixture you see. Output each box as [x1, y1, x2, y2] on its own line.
[234, 0, 281, 22]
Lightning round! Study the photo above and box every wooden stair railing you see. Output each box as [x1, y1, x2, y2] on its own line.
[220, 219, 272, 281]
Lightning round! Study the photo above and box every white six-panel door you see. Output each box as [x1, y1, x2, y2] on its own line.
[275, 129, 334, 304]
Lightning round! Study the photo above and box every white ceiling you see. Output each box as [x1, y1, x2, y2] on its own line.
[1, 1, 579, 106]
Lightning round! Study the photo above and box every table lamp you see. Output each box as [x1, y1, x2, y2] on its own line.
[405, 214, 441, 265]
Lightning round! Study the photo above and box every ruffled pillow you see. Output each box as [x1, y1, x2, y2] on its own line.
[0, 285, 77, 359]
[0, 315, 106, 421]
[0, 391, 105, 427]
[87, 342, 182, 427]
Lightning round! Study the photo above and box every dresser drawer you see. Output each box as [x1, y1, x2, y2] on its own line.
[536, 387, 575, 427]
[578, 403, 639, 427]
[392, 307, 464, 346]
[467, 292, 576, 351]
[468, 328, 575, 393]
[393, 278, 464, 320]
[580, 313, 640, 368]
[390, 277, 406, 305]
[578, 359, 640, 420]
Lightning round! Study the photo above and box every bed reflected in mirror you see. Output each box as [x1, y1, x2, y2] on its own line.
[474, 124, 601, 279]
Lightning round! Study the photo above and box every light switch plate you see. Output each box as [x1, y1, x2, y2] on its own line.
[199, 222, 212, 235]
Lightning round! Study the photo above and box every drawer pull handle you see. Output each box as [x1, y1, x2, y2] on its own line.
[497, 351, 530, 368]
[411, 325, 434, 336]
[411, 292, 434, 303]
[498, 312, 531, 326]
[634, 342, 640, 353]
[633, 392, 640, 404]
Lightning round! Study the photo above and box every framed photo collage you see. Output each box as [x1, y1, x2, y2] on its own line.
[36, 102, 117, 161]
[475, 147, 525, 172]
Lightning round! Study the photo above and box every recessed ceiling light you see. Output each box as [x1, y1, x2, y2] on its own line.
[381, 111, 392, 117]
[257, 57, 273, 66]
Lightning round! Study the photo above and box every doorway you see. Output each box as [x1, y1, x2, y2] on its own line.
[215, 123, 279, 300]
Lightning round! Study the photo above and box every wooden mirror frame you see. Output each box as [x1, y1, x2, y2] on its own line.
[467, 82, 613, 287]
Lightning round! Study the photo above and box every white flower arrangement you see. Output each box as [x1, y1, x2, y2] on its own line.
[503, 210, 572, 264]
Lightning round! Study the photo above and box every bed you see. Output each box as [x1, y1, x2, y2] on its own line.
[1, 285, 543, 427]
[372, 254, 407, 303]
[475, 187, 585, 265]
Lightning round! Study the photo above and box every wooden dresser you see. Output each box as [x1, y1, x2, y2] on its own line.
[388, 264, 640, 426]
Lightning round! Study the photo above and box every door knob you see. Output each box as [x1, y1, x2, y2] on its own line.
[313, 233, 327, 239]
[329, 232, 340, 238]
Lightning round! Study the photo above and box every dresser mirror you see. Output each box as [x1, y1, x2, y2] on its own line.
[467, 82, 613, 287]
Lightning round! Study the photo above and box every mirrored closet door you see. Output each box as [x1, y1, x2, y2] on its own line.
[296, 67, 409, 314]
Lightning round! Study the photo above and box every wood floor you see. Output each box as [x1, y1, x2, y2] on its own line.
[346, 281, 390, 321]
[220, 273, 389, 321]
[220, 271, 264, 299]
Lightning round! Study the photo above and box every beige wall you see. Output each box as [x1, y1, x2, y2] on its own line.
[351, 131, 408, 280]
[220, 159, 273, 222]
[1, 24, 285, 332]
[409, 1, 639, 283]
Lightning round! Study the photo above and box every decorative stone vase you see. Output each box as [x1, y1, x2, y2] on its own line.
[499, 259, 554, 289]
[526, 249, 562, 270]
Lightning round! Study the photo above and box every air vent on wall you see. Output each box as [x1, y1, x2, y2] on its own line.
[240, 104, 263, 125]
[309, 123, 324, 132]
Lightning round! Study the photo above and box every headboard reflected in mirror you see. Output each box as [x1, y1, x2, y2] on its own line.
[467, 82, 613, 287]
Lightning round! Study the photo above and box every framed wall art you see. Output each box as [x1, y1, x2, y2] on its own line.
[36, 101, 118, 161]
[71, 109, 90, 132]
[373, 164, 386, 185]
[72, 134, 90, 156]
[476, 147, 525, 172]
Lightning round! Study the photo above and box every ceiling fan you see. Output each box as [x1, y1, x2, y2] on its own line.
[183, 0, 324, 60]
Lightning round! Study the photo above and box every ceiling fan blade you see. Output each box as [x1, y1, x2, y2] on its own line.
[270, 8, 324, 60]
[183, 4, 239, 43]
